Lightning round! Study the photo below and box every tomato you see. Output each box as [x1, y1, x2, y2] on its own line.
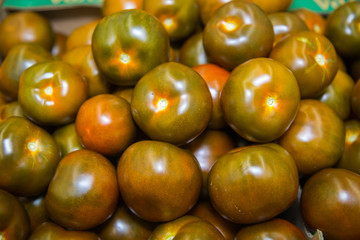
[268, 12, 309, 46]
[0, 101, 25, 124]
[51, 33, 67, 58]
[45, 149, 119, 230]
[351, 77, 360, 119]
[0, 117, 60, 196]
[292, 8, 326, 35]
[149, 215, 224, 239]
[62, 45, 110, 97]
[0, 189, 30, 240]
[92, 9, 169, 86]
[184, 130, 235, 198]
[179, 32, 210, 68]
[234, 218, 306, 240]
[65, 19, 99, 51]
[52, 123, 84, 158]
[301, 168, 360, 240]
[247, 0, 293, 13]
[96, 205, 155, 240]
[0, 43, 53, 101]
[75, 94, 137, 156]
[325, 2, 360, 59]
[203, 1, 274, 70]
[113, 87, 134, 104]
[336, 120, 360, 174]
[143, 0, 199, 40]
[18, 60, 88, 125]
[270, 31, 338, 98]
[0, 11, 54, 57]
[279, 100, 345, 176]
[29, 222, 100, 240]
[102, 0, 143, 16]
[338, 54, 347, 72]
[221, 58, 300, 143]
[193, 64, 230, 129]
[19, 195, 49, 233]
[189, 201, 239, 240]
[318, 70, 355, 120]
[117, 140, 202, 222]
[208, 143, 299, 224]
[131, 62, 212, 145]
[198, 0, 231, 24]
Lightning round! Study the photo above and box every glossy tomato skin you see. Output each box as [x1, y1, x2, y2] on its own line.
[51, 33, 67, 58]
[96, 204, 155, 240]
[325, 2, 360, 59]
[221, 58, 300, 143]
[131, 62, 212, 145]
[203, 1, 274, 70]
[234, 218, 306, 240]
[193, 64, 230, 129]
[52, 123, 84, 158]
[18, 60, 88, 126]
[45, 149, 119, 230]
[198, 0, 231, 24]
[208, 143, 299, 224]
[248, 0, 293, 13]
[318, 70, 355, 120]
[279, 100, 345, 176]
[75, 94, 137, 156]
[292, 8, 326, 35]
[0, 11, 54, 57]
[0, 189, 30, 240]
[113, 87, 134, 104]
[102, 0, 143, 16]
[0, 101, 25, 124]
[29, 222, 100, 240]
[179, 32, 210, 68]
[270, 31, 338, 98]
[149, 215, 224, 240]
[92, 9, 169, 86]
[0, 117, 60, 196]
[301, 168, 360, 240]
[19, 195, 49, 233]
[117, 140, 202, 222]
[0, 43, 53, 101]
[66, 20, 99, 51]
[351, 77, 360, 119]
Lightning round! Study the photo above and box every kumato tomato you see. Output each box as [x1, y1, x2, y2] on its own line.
[0, 189, 30, 240]
[270, 31, 338, 98]
[113, 87, 134, 104]
[45, 150, 119, 230]
[0, 117, 60, 197]
[52, 123, 84, 158]
[247, 0, 293, 13]
[292, 8, 326, 35]
[279, 100, 345, 176]
[208, 143, 299, 224]
[117, 141, 202, 222]
[92, 9, 169, 86]
[301, 168, 360, 240]
[18, 60, 88, 126]
[221, 58, 300, 143]
[131, 62, 212, 145]
[197, 0, 232, 24]
[234, 218, 306, 240]
[352, 78, 360, 119]
[51, 33, 67, 58]
[102, 0, 143, 16]
[65, 19, 99, 51]
[148, 215, 224, 239]
[203, 0, 274, 70]
[0, 101, 25, 124]
[179, 32, 210, 68]
[19, 195, 49, 233]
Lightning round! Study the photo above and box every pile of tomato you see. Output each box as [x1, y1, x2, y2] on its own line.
[1, 0, 360, 239]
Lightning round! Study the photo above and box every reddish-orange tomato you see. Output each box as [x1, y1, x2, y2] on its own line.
[45, 149, 119, 230]
[221, 58, 300, 143]
[279, 100, 345, 176]
[208, 143, 299, 224]
[65, 19, 100, 51]
[292, 8, 326, 35]
[102, 0, 143, 16]
[117, 140, 202, 222]
[75, 94, 137, 156]
[179, 32, 210, 68]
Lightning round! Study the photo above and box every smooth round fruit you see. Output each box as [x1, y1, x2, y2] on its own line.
[179, 32, 210, 68]
[102, 0, 143, 16]
[52, 123, 84, 158]
[19, 195, 49, 232]
[0, 101, 25, 124]
[51, 33, 67, 58]
[66, 19, 99, 51]
[293, 8, 326, 35]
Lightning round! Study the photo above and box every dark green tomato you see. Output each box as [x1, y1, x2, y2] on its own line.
[234, 218, 306, 240]
[179, 32, 211, 68]
[96, 204, 155, 240]
[189, 201, 239, 240]
[18, 60, 88, 126]
[0, 116, 60, 196]
[203, 0, 274, 70]
[337, 120, 360, 174]
[318, 70, 355, 120]
[352, 77, 360, 119]
[131, 62, 212, 145]
[0, 101, 25, 124]
[279, 100, 345, 176]
[52, 123, 84, 158]
[149, 215, 224, 240]
[19, 195, 49, 233]
[143, 0, 199, 40]
[221, 58, 300, 143]
[301, 168, 360, 240]
[92, 9, 169, 86]
[0, 189, 30, 240]
[117, 140, 202, 222]
[29, 222, 100, 240]
[45, 149, 119, 230]
[208, 143, 299, 224]
[0, 43, 53, 101]
[325, 2, 360, 59]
